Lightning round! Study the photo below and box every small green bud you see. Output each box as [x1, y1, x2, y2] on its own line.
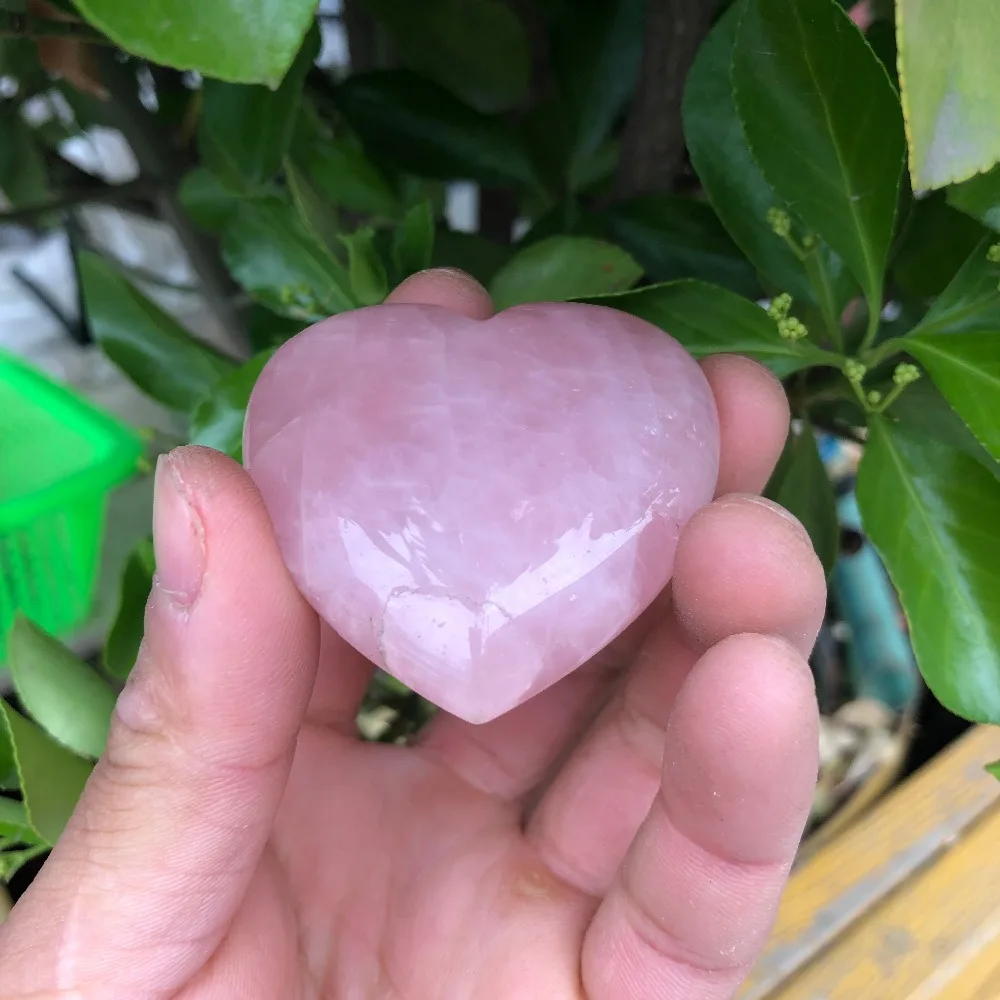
[844, 359, 867, 383]
[767, 293, 793, 321]
[866, 389, 883, 406]
[766, 206, 792, 238]
[892, 362, 921, 387]
[802, 233, 817, 250]
[777, 316, 809, 341]
[987, 242, 1000, 263]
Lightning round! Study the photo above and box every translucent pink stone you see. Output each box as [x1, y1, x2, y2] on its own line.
[244, 302, 720, 723]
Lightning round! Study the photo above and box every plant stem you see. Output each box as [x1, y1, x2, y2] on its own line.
[846, 374, 871, 413]
[804, 345, 849, 369]
[859, 296, 881, 351]
[94, 51, 249, 359]
[0, 9, 110, 44]
[862, 335, 906, 368]
[803, 249, 844, 351]
[872, 382, 908, 414]
[0, 179, 150, 224]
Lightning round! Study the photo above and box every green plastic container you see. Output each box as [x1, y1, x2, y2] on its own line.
[0, 351, 143, 663]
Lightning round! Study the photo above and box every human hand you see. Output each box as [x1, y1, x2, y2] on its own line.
[0, 270, 824, 999]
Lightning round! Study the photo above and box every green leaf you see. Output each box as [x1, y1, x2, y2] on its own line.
[431, 229, 513, 286]
[247, 305, 304, 352]
[0, 113, 49, 209]
[906, 237, 1000, 461]
[189, 350, 275, 462]
[765, 421, 839, 576]
[392, 200, 436, 280]
[888, 377, 999, 478]
[599, 194, 763, 297]
[334, 70, 543, 190]
[898, 0, 1000, 191]
[221, 199, 357, 320]
[856, 417, 1000, 724]
[0, 724, 15, 790]
[907, 333, 1000, 463]
[103, 539, 155, 683]
[361, 0, 529, 114]
[582, 279, 829, 376]
[178, 168, 242, 233]
[69, 0, 321, 87]
[732, 0, 904, 320]
[684, 1, 814, 303]
[339, 228, 390, 307]
[949, 164, 1000, 232]
[285, 157, 341, 258]
[892, 192, 989, 299]
[293, 122, 401, 220]
[865, 17, 899, 86]
[199, 24, 319, 189]
[0, 798, 33, 843]
[490, 236, 642, 310]
[548, 0, 644, 168]
[79, 252, 236, 412]
[0, 842, 47, 882]
[0, 701, 92, 845]
[8, 617, 115, 760]
[910, 236, 1000, 336]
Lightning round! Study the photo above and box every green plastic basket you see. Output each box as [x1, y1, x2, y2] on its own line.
[0, 351, 143, 664]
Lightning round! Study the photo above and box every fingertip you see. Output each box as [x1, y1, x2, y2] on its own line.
[386, 267, 495, 320]
[700, 355, 790, 496]
[672, 495, 827, 657]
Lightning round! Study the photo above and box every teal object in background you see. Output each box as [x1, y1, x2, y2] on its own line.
[833, 490, 920, 714]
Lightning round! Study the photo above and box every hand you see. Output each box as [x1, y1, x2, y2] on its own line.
[0, 270, 823, 999]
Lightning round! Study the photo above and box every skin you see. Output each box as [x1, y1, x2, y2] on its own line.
[0, 270, 824, 999]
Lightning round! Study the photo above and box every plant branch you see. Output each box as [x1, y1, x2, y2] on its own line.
[862, 335, 907, 368]
[0, 9, 110, 44]
[93, 50, 249, 358]
[0, 178, 149, 224]
[342, 0, 381, 73]
[613, 0, 716, 198]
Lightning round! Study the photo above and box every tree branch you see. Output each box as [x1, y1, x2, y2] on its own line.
[613, 0, 716, 199]
[0, 178, 150, 224]
[342, 0, 380, 73]
[93, 50, 249, 358]
[0, 9, 110, 44]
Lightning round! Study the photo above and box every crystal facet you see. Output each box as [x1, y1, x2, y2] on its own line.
[244, 302, 720, 723]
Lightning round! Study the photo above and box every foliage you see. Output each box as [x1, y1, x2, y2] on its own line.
[1, 0, 1000, 871]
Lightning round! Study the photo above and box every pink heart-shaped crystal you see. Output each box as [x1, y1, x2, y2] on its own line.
[244, 302, 719, 723]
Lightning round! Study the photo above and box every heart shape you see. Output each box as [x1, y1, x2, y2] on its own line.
[244, 301, 720, 723]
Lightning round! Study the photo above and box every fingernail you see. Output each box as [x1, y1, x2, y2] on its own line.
[722, 494, 811, 539]
[153, 452, 205, 607]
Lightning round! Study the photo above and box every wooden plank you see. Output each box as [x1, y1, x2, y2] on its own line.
[739, 724, 1000, 999]
[765, 802, 1000, 998]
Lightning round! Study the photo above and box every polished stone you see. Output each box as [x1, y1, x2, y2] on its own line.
[244, 302, 720, 723]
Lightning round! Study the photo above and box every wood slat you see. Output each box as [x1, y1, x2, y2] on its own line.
[766, 803, 1000, 998]
[740, 724, 1000, 999]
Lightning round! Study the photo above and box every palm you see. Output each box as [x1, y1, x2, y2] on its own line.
[270, 732, 588, 998]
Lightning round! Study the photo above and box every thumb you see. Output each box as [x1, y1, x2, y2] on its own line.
[0, 446, 320, 996]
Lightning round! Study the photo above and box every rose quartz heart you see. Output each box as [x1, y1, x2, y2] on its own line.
[244, 302, 719, 723]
